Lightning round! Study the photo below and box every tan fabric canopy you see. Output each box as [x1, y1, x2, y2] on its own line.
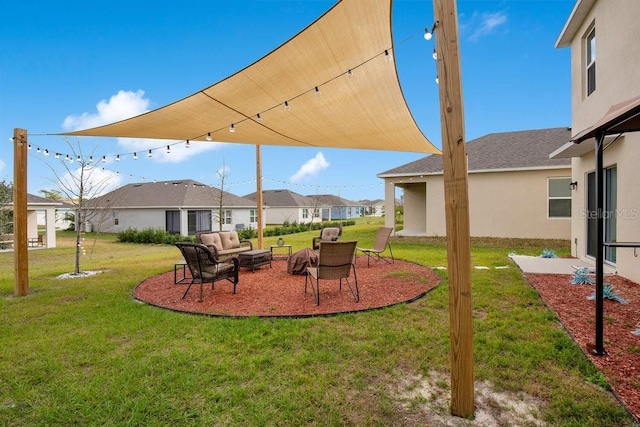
[63, 0, 439, 155]
[571, 93, 640, 143]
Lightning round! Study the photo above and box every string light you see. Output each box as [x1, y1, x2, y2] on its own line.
[315, 86, 321, 97]
[44, 149, 49, 156]
[230, 124, 235, 133]
[133, 152, 138, 160]
[284, 101, 290, 111]
[185, 140, 190, 148]
[116, 155, 120, 162]
[206, 133, 212, 141]
[432, 49, 437, 60]
[36, 147, 40, 154]
[88, 155, 93, 163]
[166, 145, 171, 153]
[384, 49, 392, 62]
[28, 144, 32, 150]
[76, 155, 81, 162]
[148, 149, 152, 157]
[256, 113, 263, 123]
[346, 69, 353, 77]
[102, 156, 106, 163]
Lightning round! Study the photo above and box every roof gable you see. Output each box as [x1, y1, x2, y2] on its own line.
[90, 179, 256, 208]
[378, 127, 572, 177]
[244, 189, 314, 207]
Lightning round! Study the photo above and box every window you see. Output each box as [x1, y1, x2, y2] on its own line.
[166, 210, 180, 234]
[113, 210, 119, 226]
[249, 209, 257, 223]
[548, 177, 572, 218]
[222, 209, 232, 225]
[587, 167, 617, 262]
[586, 28, 596, 96]
[187, 210, 212, 235]
[313, 208, 320, 218]
[302, 208, 309, 219]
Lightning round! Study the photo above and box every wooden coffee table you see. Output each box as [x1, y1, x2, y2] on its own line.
[238, 249, 273, 271]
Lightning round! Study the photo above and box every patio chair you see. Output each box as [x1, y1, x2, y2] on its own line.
[305, 240, 358, 305]
[175, 242, 239, 302]
[356, 227, 394, 267]
[312, 226, 342, 250]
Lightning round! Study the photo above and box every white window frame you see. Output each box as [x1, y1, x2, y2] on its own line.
[548, 177, 572, 219]
[249, 209, 257, 223]
[222, 209, 233, 225]
[585, 27, 596, 96]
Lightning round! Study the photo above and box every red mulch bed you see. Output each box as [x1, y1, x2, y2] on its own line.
[134, 257, 439, 318]
[526, 273, 640, 421]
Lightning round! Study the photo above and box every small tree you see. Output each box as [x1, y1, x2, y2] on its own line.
[214, 160, 231, 231]
[0, 180, 13, 234]
[43, 139, 118, 274]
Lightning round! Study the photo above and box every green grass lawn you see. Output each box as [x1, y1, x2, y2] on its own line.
[0, 221, 635, 426]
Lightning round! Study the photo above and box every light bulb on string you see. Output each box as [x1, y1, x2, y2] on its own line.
[206, 133, 212, 141]
[315, 86, 321, 97]
[284, 101, 290, 111]
[424, 27, 432, 40]
[44, 149, 49, 156]
[230, 124, 235, 133]
[432, 49, 438, 60]
[102, 155, 106, 163]
[148, 149, 152, 157]
[436, 75, 439, 84]
[55, 153, 60, 159]
[256, 113, 263, 123]
[185, 140, 190, 148]
[166, 145, 171, 154]
[133, 152, 138, 160]
[76, 155, 81, 163]
[346, 69, 353, 77]
[116, 155, 120, 162]
[36, 147, 40, 154]
[384, 49, 392, 62]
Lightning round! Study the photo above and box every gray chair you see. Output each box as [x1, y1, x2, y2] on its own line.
[356, 227, 394, 267]
[305, 240, 358, 305]
[312, 226, 342, 250]
[175, 242, 239, 302]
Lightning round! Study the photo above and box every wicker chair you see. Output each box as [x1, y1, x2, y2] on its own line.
[175, 242, 239, 302]
[311, 226, 342, 250]
[356, 227, 394, 267]
[305, 240, 358, 305]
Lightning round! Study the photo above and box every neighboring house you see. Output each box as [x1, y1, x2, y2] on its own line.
[552, 0, 640, 283]
[244, 189, 321, 225]
[1, 194, 60, 248]
[85, 179, 261, 236]
[307, 194, 365, 220]
[378, 128, 572, 239]
[358, 199, 385, 217]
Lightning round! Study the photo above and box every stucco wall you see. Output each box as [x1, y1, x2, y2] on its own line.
[396, 169, 571, 239]
[567, 0, 640, 283]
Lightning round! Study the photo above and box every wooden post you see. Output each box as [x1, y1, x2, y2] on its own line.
[433, 0, 475, 417]
[13, 128, 29, 296]
[256, 145, 264, 249]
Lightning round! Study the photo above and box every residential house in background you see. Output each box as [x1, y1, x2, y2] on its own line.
[357, 199, 385, 217]
[552, 0, 640, 283]
[86, 180, 261, 236]
[244, 189, 320, 225]
[378, 127, 572, 239]
[307, 194, 365, 220]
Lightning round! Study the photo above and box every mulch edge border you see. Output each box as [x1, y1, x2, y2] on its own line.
[132, 259, 440, 319]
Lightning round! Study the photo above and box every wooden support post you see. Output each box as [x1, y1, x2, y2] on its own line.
[13, 128, 29, 296]
[256, 145, 264, 249]
[433, 0, 475, 417]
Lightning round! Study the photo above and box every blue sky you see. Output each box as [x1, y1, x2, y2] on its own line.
[1, 0, 575, 201]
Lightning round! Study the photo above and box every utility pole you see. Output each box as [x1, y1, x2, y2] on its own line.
[433, 0, 475, 417]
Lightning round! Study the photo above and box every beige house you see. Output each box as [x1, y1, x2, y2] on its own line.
[552, 0, 640, 283]
[378, 128, 572, 239]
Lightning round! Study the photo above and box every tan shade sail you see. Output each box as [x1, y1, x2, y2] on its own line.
[63, 0, 440, 155]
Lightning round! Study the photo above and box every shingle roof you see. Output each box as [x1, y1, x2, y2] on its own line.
[27, 193, 64, 206]
[378, 127, 572, 177]
[307, 194, 358, 206]
[243, 189, 314, 207]
[90, 180, 256, 208]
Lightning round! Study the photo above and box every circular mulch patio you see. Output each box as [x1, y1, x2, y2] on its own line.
[133, 257, 439, 317]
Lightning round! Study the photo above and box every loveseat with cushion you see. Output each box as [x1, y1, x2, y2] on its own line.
[196, 230, 253, 260]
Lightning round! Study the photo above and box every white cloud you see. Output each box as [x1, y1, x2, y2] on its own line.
[0, 158, 5, 176]
[62, 90, 150, 131]
[290, 152, 330, 183]
[58, 165, 122, 197]
[464, 11, 508, 42]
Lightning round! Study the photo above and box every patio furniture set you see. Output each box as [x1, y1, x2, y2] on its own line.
[173, 227, 394, 305]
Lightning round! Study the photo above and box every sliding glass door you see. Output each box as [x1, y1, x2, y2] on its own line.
[586, 166, 617, 262]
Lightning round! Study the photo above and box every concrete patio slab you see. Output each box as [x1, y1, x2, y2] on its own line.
[509, 255, 616, 275]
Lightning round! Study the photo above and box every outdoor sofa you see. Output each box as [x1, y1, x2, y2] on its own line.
[196, 230, 253, 260]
